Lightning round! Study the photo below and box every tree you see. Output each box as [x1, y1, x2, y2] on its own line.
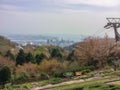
[0, 66, 11, 85]
[39, 59, 66, 76]
[16, 49, 26, 65]
[51, 48, 63, 59]
[70, 37, 114, 68]
[35, 53, 46, 64]
[26, 52, 34, 63]
[67, 50, 75, 61]
[107, 48, 120, 71]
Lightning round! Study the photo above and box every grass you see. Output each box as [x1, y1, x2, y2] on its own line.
[37, 77, 63, 86]
[2, 83, 31, 90]
[108, 81, 120, 85]
[48, 82, 120, 90]
[1, 77, 62, 90]
[47, 77, 120, 90]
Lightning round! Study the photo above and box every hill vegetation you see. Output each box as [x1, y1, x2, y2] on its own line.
[0, 35, 120, 89]
[0, 36, 17, 55]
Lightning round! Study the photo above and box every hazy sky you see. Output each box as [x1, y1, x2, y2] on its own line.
[0, 0, 120, 36]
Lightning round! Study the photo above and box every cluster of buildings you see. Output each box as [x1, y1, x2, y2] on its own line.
[6, 35, 76, 47]
[15, 38, 74, 47]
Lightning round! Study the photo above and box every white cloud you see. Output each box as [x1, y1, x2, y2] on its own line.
[0, 0, 119, 13]
[0, 0, 120, 35]
[0, 4, 24, 11]
[63, 0, 120, 7]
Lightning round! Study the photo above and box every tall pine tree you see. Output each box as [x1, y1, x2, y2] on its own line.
[26, 52, 34, 63]
[16, 49, 26, 65]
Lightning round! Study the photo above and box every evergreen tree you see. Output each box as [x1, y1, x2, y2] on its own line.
[35, 53, 46, 64]
[0, 66, 11, 85]
[16, 49, 26, 65]
[26, 52, 34, 63]
[51, 48, 63, 59]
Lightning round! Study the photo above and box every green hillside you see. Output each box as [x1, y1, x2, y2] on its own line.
[0, 35, 17, 55]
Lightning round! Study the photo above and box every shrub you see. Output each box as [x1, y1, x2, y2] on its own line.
[4, 83, 12, 90]
[39, 59, 67, 76]
[16, 63, 38, 77]
[16, 72, 30, 81]
[0, 66, 11, 85]
[101, 73, 106, 77]
[0, 55, 15, 70]
[40, 73, 49, 80]
[49, 77, 62, 84]
[88, 73, 94, 77]
[81, 69, 91, 74]
[63, 72, 74, 78]
[53, 72, 64, 78]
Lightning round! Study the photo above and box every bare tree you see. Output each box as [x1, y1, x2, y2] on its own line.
[71, 36, 114, 68]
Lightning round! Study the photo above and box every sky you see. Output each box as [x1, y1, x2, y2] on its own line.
[0, 0, 120, 36]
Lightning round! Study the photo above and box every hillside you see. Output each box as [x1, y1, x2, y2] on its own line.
[0, 36, 120, 90]
[0, 35, 17, 54]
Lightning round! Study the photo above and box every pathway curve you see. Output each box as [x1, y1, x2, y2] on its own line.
[32, 77, 101, 90]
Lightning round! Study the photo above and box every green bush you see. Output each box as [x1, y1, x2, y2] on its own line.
[81, 69, 91, 74]
[53, 72, 64, 78]
[22, 83, 31, 89]
[49, 78, 62, 84]
[40, 73, 49, 80]
[101, 73, 106, 77]
[16, 72, 30, 81]
[63, 72, 74, 78]
[0, 66, 11, 84]
[88, 73, 94, 77]
[68, 66, 93, 74]
[4, 83, 12, 90]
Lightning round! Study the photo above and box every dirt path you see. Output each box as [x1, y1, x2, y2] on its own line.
[31, 77, 101, 90]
